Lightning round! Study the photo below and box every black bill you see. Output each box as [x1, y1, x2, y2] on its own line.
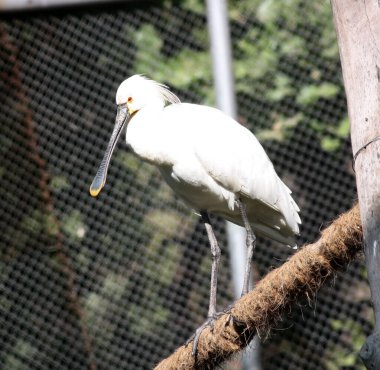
[90, 104, 130, 197]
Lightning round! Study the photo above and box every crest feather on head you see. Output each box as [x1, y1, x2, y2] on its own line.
[132, 75, 181, 105]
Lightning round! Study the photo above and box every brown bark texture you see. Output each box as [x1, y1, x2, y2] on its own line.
[331, 1, 380, 368]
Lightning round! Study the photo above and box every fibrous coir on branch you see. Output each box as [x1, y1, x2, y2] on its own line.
[154, 203, 363, 370]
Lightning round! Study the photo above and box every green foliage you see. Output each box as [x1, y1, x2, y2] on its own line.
[133, 23, 212, 102]
[131, 0, 347, 152]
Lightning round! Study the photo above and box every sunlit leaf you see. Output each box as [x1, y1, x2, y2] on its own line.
[336, 117, 350, 138]
[297, 83, 339, 105]
[321, 137, 340, 152]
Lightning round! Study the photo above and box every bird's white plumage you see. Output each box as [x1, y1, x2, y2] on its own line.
[117, 75, 301, 246]
[116, 75, 180, 107]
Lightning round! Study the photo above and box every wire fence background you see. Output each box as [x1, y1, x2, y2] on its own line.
[0, 1, 372, 369]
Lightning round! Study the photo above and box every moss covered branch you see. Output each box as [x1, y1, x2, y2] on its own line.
[154, 203, 363, 370]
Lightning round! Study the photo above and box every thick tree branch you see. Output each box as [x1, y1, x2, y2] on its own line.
[331, 1, 380, 368]
[154, 203, 363, 370]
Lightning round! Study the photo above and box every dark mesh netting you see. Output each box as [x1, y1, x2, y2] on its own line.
[0, 1, 372, 369]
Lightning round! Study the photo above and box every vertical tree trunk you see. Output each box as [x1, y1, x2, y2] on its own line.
[331, 1, 380, 368]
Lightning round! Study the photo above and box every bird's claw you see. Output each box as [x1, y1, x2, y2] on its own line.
[186, 311, 228, 356]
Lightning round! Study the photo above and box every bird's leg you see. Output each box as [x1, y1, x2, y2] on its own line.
[190, 211, 222, 355]
[237, 199, 256, 296]
[202, 211, 220, 318]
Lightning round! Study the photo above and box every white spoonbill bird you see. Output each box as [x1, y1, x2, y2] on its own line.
[90, 75, 301, 354]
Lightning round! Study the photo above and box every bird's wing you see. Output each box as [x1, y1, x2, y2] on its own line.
[182, 105, 301, 234]
[187, 106, 276, 198]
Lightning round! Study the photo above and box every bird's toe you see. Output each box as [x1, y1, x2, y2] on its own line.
[187, 311, 226, 356]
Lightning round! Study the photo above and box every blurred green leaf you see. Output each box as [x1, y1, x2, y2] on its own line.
[134, 23, 211, 93]
[155, 182, 176, 204]
[310, 120, 325, 133]
[266, 74, 294, 101]
[297, 83, 339, 105]
[235, 31, 278, 82]
[50, 175, 70, 191]
[256, 0, 282, 23]
[321, 137, 340, 152]
[3, 340, 38, 370]
[155, 243, 181, 286]
[279, 33, 306, 58]
[128, 298, 170, 336]
[320, 117, 349, 152]
[336, 117, 350, 138]
[134, 24, 163, 73]
[0, 294, 12, 312]
[85, 292, 108, 331]
[144, 209, 190, 243]
[116, 152, 141, 172]
[257, 113, 303, 141]
[161, 49, 211, 87]
[22, 210, 59, 238]
[62, 210, 86, 240]
[102, 272, 130, 299]
[181, 0, 205, 14]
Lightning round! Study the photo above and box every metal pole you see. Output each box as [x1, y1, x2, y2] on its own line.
[205, 1, 261, 369]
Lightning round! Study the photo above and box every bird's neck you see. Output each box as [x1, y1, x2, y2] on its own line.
[126, 105, 170, 165]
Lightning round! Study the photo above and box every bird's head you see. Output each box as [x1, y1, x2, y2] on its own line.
[89, 75, 180, 197]
[116, 74, 180, 114]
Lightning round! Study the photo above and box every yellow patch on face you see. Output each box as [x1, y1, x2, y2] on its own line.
[127, 105, 137, 115]
[126, 97, 136, 114]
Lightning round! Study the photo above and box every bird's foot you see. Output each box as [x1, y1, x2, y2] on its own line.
[186, 309, 232, 356]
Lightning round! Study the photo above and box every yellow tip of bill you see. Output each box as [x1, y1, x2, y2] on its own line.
[89, 186, 102, 197]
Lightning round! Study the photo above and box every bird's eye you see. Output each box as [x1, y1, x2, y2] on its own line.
[127, 97, 133, 103]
